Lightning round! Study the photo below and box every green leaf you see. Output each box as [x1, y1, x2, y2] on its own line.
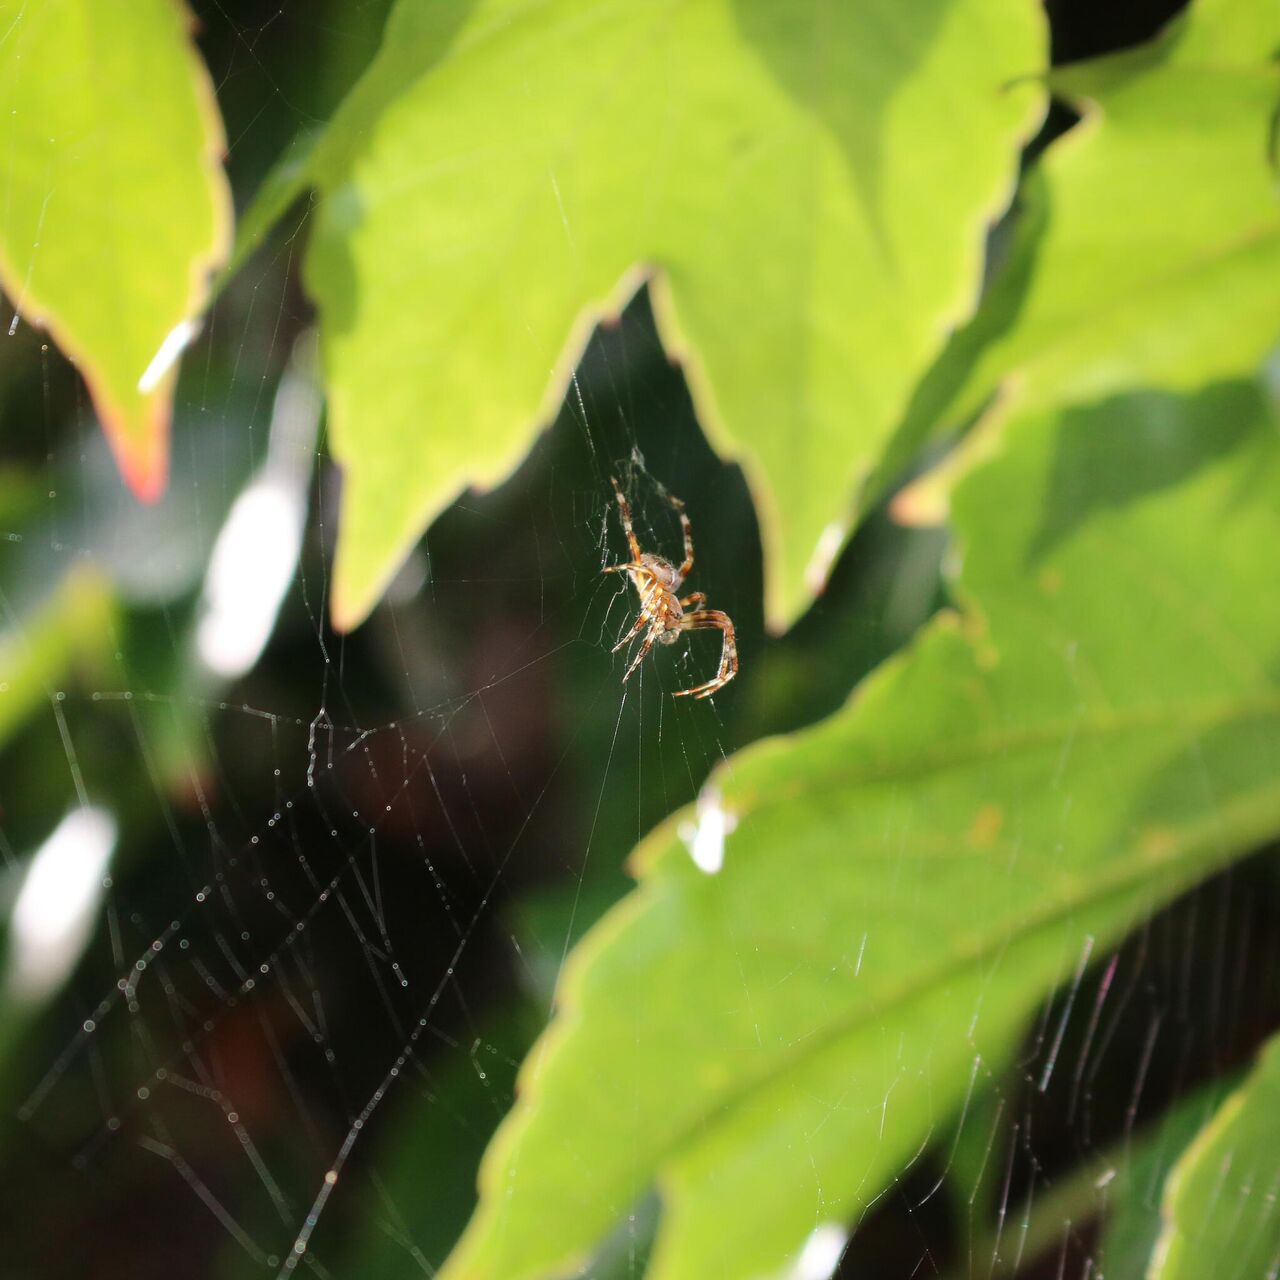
[899, 0, 1280, 448]
[1170, 0, 1280, 64]
[931, 1077, 1235, 1280]
[1094, 1082, 1235, 1280]
[439, 380, 1280, 1280]
[0, 0, 232, 499]
[0, 568, 115, 748]
[1149, 1033, 1280, 1279]
[304, 0, 1045, 631]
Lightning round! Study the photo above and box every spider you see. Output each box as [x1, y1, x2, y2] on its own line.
[603, 476, 738, 699]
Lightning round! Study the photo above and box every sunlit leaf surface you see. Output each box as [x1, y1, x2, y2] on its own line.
[0, 0, 231, 498]
[898, 0, 1280, 449]
[439, 380, 1280, 1280]
[1149, 1033, 1280, 1280]
[304, 0, 1045, 631]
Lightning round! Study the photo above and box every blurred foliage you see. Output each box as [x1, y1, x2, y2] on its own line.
[1148, 1032, 1280, 1278]
[1095, 1080, 1233, 1280]
[0, 1, 1278, 1280]
[0, 569, 114, 747]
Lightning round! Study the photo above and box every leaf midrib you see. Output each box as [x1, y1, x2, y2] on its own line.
[730, 686, 1280, 812]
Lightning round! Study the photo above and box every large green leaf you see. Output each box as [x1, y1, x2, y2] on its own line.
[304, 0, 1045, 631]
[1149, 1033, 1280, 1279]
[895, 0, 1280, 455]
[0, 0, 231, 499]
[437, 379, 1280, 1280]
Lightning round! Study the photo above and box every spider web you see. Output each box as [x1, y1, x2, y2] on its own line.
[1, 3, 1278, 1279]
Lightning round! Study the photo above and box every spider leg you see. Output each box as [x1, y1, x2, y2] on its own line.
[679, 591, 706, 610]
[671, 609, 737, 699]
[668, 493, 694, 579]
[606, 566, 657, 649]
[610, 477, 643, 562]
[612, 606, 653, 654]
[621, 622, 662, 684]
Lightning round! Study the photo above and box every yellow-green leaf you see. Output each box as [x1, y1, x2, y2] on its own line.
[0, 0, 232, 499]
[305, 0, 1045, 631]
[897, 0, 1280, 452]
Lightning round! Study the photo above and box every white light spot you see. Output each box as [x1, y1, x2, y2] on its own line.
[805, 522, 846, 595]
[7, 807, 117, 1005]
[137, 318, 199, 393]
[195, 335, 319, 679]
[785, 1222, 848, 1280]
[678, 786, 737, 875]
[195, 479, 306, 678]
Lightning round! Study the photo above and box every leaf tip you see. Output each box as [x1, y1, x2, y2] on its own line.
[99, 389, 171, 505]
[122, 451, 168, 505]
[329, 534, 406, 634]
[329, 578, 368, 635]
